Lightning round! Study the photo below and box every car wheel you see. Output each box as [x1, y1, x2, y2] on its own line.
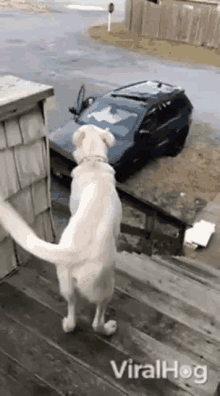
[115, 162, 129, 182]
[165, 125, 189, 157]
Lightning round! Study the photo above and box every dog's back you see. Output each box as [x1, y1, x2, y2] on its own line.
[61, 163, 121, 303]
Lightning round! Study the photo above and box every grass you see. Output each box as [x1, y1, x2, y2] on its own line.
[89, 22, 220, 68]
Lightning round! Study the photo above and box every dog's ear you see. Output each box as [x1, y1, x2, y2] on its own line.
[72, 128, 86, 148]
[101, 128, 115, 148]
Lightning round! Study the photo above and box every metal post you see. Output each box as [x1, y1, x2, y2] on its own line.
[108, 12, 111, 32]
[108, 3, 114, 32]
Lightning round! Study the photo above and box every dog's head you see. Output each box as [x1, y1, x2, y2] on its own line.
[72, 125, 115, 164]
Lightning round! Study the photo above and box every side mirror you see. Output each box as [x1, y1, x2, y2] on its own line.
[69, 106, 78, 116]
[83, 97, 96, 109]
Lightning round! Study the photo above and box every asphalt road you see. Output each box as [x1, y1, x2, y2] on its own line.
[0, 3, 220, 143]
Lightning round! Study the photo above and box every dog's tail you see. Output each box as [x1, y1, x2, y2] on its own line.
[0, 196, 84, 267]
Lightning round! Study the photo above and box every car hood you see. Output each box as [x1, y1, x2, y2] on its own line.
[49, 120, 134, 165]
[49, 120, 80, 162]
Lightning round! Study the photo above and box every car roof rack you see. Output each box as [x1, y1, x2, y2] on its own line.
[113, 80, 178, 92]
[110, 81, 184, 106]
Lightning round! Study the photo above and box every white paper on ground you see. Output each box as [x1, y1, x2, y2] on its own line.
[184, 220, 216, 247]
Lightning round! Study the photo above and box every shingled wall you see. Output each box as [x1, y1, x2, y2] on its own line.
[0, 77, 55, 278]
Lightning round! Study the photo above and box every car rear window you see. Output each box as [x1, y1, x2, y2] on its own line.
[78, 99, 143, 137]
[157, 96, 190, 124]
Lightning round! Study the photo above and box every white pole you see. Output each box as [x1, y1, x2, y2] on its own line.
[108, 12, 111, 32]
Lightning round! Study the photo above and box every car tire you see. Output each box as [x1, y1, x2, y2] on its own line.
[165, 125, 189, 157]
[115, 163, 129, 182]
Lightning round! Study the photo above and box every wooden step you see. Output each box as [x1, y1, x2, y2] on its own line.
[0, 280, 189, 396]
[150, 255, 220, 292]
[170, 255, 220, 280]
[0, 306, 126, 396]
[2, 256, 219, 396]
[6, 259, 219, 370]
[116, 252, 220, 326]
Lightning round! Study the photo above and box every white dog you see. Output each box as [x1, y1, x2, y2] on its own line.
[0, 124, 122, 335]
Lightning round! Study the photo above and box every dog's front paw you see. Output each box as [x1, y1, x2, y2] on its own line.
[104, 320, 117, 335]
[93, 320, 117, 336]
[62, 317, 76, 333]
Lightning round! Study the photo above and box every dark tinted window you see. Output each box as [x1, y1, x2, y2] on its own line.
[157, 97, 188, 125]
[140, 107, 158, 131]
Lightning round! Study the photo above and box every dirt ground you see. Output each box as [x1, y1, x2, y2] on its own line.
[0, 0, 52, 14]
[124, 121, 220, 220]
[89, 23, 220, 220]
[89, 23, 220, 253]
[89, 22, 220, 68]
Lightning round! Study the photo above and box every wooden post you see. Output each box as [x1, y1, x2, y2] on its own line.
[108, 12, 112, 32]
[175, 226, 186, 256]
[0, 75, 55, 279]
[214, 382, 220, 396]
[125, 0, 133, 31]
[142, 211, 157, 256]
[130, 0, 133, 32]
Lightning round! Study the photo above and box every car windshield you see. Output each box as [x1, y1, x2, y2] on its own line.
[78, 98, 143, 137]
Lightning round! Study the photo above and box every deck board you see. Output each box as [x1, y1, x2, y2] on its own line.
[6, 261, 219, 371]
[115, 270, 219, 344]
[0, 255, 219, 396]
[0, 308, 125, 396]
[0, 229, 219, 395]
[117, 252, 220, 321]
[0, 281, 179, 396]
[0, 348, 61, 396]
[151, 255, 220, 291]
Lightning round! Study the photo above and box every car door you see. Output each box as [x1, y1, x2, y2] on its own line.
[136, 100, 179, 154]
[136, 103, 174, 151]
[153, 101, 178, 149]
[135, 106, 158, 146]
[155, 95, 192, 149]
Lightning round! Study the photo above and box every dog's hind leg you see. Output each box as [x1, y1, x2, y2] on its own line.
[58, 270, 77, 333]
[62, 291, 77, 333]
[92, 297, 117, 336]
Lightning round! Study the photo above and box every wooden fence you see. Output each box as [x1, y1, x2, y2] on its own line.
[125, 0, 220, 48]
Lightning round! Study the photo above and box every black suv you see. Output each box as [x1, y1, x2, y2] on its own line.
[49, 80, 193, 180]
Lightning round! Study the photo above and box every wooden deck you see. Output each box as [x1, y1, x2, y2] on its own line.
[0, 205, 219, 395]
